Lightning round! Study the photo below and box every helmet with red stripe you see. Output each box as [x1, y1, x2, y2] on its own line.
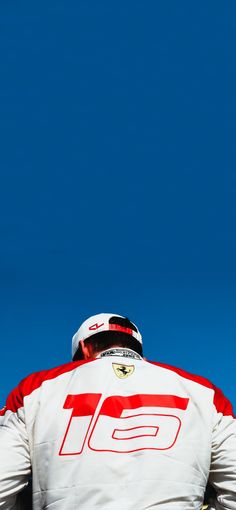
[72, 313, 142, 360]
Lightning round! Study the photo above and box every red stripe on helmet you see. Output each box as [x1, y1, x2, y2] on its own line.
[109, 324, 134, 336]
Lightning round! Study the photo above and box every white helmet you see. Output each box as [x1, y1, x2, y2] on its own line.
[72, 313, 142, 359]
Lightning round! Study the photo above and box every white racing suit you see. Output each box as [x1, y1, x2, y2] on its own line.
[0, 351, 235, 509]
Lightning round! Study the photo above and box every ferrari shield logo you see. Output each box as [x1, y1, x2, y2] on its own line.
[112, 363, 135, 379]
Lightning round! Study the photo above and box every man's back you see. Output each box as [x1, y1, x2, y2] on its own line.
[1, 354, 234, 509]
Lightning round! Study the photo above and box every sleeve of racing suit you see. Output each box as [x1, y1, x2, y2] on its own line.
[208, 387, 236, 510]
[0, 393, 31, 510]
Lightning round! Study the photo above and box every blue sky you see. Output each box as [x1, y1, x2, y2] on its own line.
[1, 2, 236, 408]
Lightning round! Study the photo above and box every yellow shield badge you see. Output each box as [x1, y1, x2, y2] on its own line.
[112, 363, 135, 379]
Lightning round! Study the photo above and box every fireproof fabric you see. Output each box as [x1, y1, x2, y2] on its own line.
[0, 353, 235, 510]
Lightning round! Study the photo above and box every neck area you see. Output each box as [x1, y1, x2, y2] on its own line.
[97, 347, 143, 360]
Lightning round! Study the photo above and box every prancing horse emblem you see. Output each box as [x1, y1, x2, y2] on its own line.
[112, 363, 135, 379]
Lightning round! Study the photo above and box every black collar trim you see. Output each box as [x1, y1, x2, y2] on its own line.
[98, 348, 142, 360]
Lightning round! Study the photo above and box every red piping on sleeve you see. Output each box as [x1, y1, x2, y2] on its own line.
[2, 358, 96, 415]
[148, 360, 235, 418]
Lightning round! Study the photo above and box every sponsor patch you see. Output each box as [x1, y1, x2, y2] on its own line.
[112, 363, 135, 379]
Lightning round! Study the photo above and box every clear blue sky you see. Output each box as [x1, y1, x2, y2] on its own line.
[1, 2, 236, 408]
